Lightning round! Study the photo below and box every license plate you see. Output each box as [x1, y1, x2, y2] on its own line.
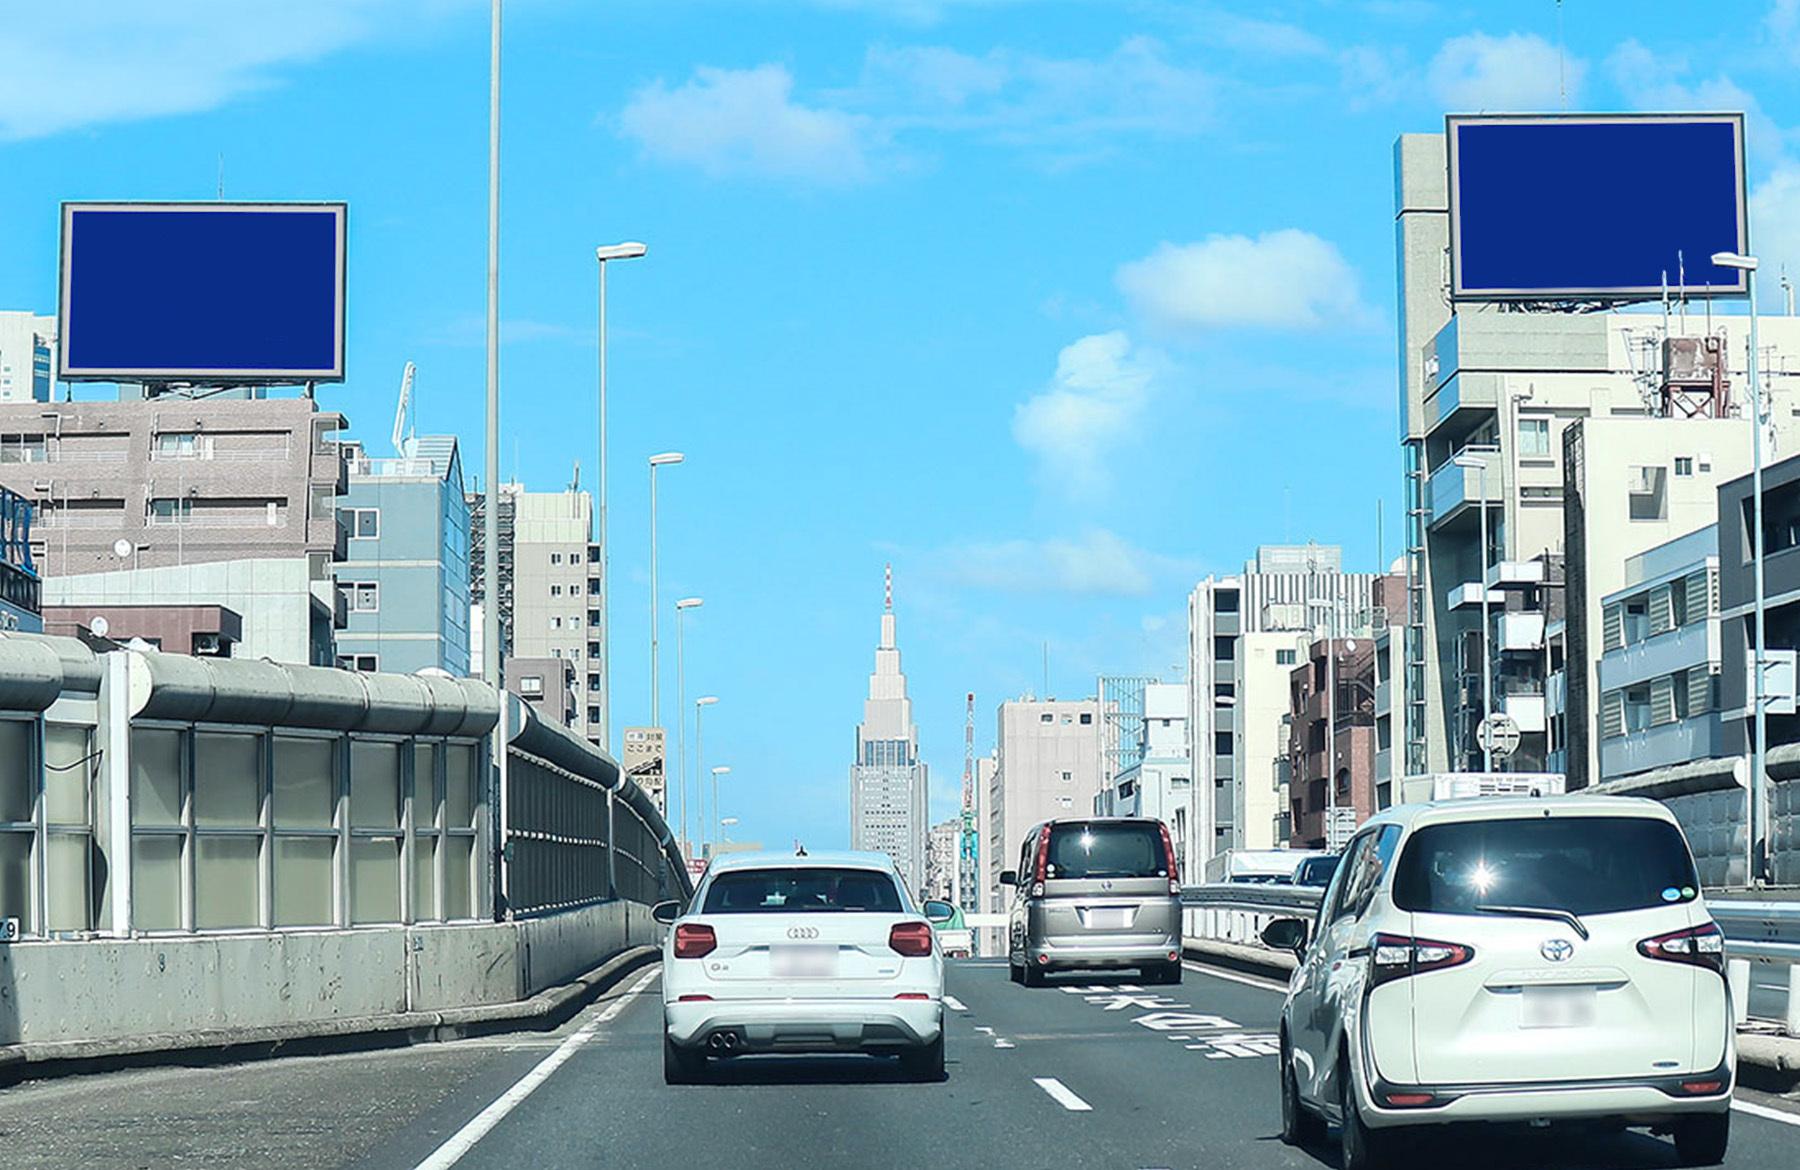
[770, 945, 838, 978]
[1084, 907, 1131, 930]
[1520, 985, 1597, 1029]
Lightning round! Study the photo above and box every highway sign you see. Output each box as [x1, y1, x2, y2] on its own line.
[1478, 712, 1521, 758]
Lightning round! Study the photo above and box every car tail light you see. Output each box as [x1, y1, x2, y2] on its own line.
[677, 994, 714, 1002]
[1031, 830, 1052, 897]
[1159, 821, 1182, 895]
[1679, 1080, 1724, 1096]
[674, 923, 716, 959]
[1383, 1092, 1436, 1108]
[889, 921, 934, 957]
[894, 992, 930, 1000]
[1367, 932, 1474, 989]
[1638, 922, 1725, 975]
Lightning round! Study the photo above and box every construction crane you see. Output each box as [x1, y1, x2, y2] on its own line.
[392, 361, 417, 459]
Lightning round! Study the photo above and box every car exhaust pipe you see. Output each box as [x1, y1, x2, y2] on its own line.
[721, 1032, 741, 1051]
[708, 1033, 729, 1051]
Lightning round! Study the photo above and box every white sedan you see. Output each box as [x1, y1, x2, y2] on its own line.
[655, 850, 945, 1084]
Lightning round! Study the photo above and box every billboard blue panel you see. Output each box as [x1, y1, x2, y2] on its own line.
[59, 202, 346, 382]
[1449, 115, 1746, 301]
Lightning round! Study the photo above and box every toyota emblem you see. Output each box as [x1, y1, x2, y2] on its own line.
[787, 926, 820, 940]
[1540, 938, 1575, 963]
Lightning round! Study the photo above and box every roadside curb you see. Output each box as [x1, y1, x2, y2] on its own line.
[0, 944, 660, 1087]
[1182, 937, 1800, 1090]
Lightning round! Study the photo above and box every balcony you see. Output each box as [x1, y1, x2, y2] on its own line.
[1426, 371, 1500, 436]
[1501, 693, 1546, 733]
[1599, 715, 1723, 782]
[1498, 612, 1545, 651]
[1597, 621, 1716, 693]
[1427, 458, 1503, 531]
[1487, 560, 1546, 588]
[1446, 582, 1505, 610]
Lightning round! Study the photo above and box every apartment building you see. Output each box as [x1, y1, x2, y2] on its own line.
[1286, 638, 1377, 849]
[0, 313, 55, 404]
[981, 698, 1103, 913]
[0, 396, 347, 664]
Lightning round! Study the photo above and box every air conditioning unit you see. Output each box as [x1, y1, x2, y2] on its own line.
[193, 633, 223, 656]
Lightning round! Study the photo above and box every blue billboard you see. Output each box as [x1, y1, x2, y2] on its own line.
[1448, 114, 1746, 301]
[59, 202, 346, 383]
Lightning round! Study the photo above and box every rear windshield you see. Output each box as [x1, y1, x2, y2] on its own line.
[1295, 857, 1339, 886]
[1046, 822, 1168, 880]
[1392, 816, 1700, 917]
[701, 867, 904, 914]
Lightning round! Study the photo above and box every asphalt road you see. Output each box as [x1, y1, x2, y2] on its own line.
[1, 958, 1798, 1169]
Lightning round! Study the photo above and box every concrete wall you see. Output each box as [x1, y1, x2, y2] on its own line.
[0, 900, 658, 1049]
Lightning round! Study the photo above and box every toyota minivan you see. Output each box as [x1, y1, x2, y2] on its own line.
[1002, 817, 1183, 986]
[1261, 797, 1733, 1170]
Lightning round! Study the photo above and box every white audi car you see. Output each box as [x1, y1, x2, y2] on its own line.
[655, 850, 946, 1084]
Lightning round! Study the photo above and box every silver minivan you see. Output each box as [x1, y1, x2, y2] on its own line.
[1002, 817, 1183, 986]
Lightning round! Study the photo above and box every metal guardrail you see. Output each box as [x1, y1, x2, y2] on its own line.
[1181, 883, 1323, 914]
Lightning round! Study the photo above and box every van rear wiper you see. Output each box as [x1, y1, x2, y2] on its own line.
[1473, 904, 1589, 941]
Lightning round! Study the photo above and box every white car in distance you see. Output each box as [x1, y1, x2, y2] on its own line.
[655, 851, 946, 1084]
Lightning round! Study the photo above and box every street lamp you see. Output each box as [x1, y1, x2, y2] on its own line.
[720, 816, 738, 843]
[1306, 600, 1339, 846]
[1452, 450, 1494, 773]
[694, 694, 718, 856]
[1713, 250, 1769, 885]
[674, 597, 703, 856]
[482, 0, 502, 695]
[711, 766, 731, 858]
[648, 452, 685, 736]
[594, 240, 648, 754]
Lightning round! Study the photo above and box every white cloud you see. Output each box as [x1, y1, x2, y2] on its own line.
[1427, 32, 1582, 112]
[1012, 331, 1159, 494]
[1606, 40, 1784, 166]
[1115, 230, 1377, 333]
[1752, 164, 1800, 305]
[940, 529, 1188, 596]
[1203, 12, 1330, 59]
[618, 64, 876, 184]
[0, 1, 463, 140]
[856, 37, 1214, 147]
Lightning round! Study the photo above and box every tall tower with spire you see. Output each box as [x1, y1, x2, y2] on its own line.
[850, 564, 929, 893]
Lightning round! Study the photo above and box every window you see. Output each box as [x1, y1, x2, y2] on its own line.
[551, 553, 563, 565]
[349, 508, 380, 539]
[148, 497, 192, 524]
[551, 617, 563, 629]
[1040, 713, 1053, 723]
[551, 585, 563, 597]
[1061, 715, 1072, 724]
[702, 867, 903, 913]
[1214, 731, 1232, 755]
[1624, 685, 1652, 733]
[1056, 796, 1073, 809]
[1213, 636, 1235, 662]
[519, 675, 544, 697]
[1060, 770, 1073, 781]
[1517, 416, 1551, 457]
[1674, 456, 1694, 477]
[1627, 465, 1667, 521]
[340, 582, 379, 613]
[1623, 598, 1649, 645]
[1045, 821, 1167, 879]
[0, 434, 46, 463]
[337, 654, 378, 672]
[153, 432, 207, 460]
[1079, 713, 1092, 725]
[1277, 648, 1297, 665]
[1216, 589, 1240, 613]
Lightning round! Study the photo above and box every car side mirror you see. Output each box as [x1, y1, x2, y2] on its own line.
[923, 900, 956, 924]
[1261, 917, 1309, 956]
[999, 870, 1018, 887]
[651, 899, 681, 925]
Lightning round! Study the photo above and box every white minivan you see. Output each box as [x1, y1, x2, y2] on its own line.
[1261, 797, 1734, 1170]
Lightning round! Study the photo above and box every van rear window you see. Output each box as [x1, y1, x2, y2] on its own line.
[1392, 816, 1700, 917]
[1046, 822, 1167, 880]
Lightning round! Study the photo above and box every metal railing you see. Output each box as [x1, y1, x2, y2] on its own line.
[1183, 882, 1800, 1034]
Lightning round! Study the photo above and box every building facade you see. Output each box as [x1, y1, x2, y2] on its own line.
[0, 312, 55, 404]
[1186, 544, 1376, 868]
[0, 486, 41, 633]
[925, 817, 960, 903]
[1095, 682, 1191, 854]
[1286, 638, 1378, 849]
[981, 697, 1103, 914]
[848, 578, 929, 893]
[0, 396, 348, 664]
[335, 437, 471, 676]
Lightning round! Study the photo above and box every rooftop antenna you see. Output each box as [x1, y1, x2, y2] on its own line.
[884, 562, 893, 611]
[1782, 266, 1795, 317]
[1679, 250, 1688, 334]
[1556, 1, 1567, 110]
[216, 153, 224, 200]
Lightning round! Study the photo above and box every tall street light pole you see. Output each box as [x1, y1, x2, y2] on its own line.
[1714, 251, 1768, 886]
[674, 597, 703, 856]
[594, 242, 647, 756]
[711, 766, 731, 858]
[1453, 451, 1493, 773]
[695, 695, 718, 856]
[482, 0, 502, 694]
[647, 452, 685, 735]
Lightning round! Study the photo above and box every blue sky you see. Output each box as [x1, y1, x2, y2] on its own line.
[5, 1, 1800, 852]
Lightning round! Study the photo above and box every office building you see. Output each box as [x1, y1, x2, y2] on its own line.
[1186, 544, 1376, 867]
[981, 697, 1103, 913]
[1095, 682, 1191, 853]
[925, 817, 960, 903]
[848, 572, 929, 893]
[1392, 130, 1800, 784]
[0, 396, 348, 664]
[0, 312, 55, 404]
[469, 482, 603, 745]
[335, 437, 471, 676]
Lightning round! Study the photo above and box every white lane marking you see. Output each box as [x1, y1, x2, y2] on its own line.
[944, 995, 968, 1012]
[411, 966, 660, 1170]
[1033, 1076, 1093, 1112]
[974, 1025, 995, 1035]
[994, 1038, 1015, 1049]
[1735, 1099, 1800, 1127]
[1182, 960, 1289, 993]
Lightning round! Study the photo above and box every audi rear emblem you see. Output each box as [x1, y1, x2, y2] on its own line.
[1541, 938, 1575, 963]
[787, 926, 820, 940]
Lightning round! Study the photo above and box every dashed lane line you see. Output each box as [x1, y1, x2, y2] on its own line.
[1033, 1076, 1094, 1112]
[944, 995, 968, 1012]
[411, 966, 661, 1170]
[1734, 1099, 1800, 1127]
